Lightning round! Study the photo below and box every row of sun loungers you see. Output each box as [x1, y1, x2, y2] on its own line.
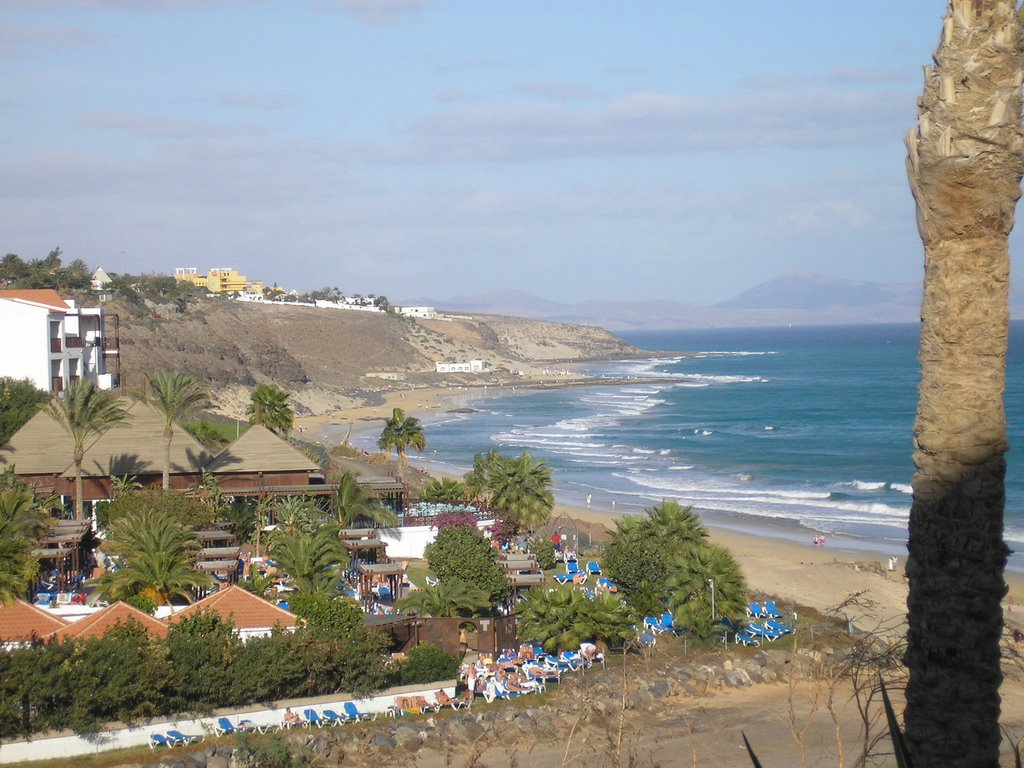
[552, 560, 603, 583]
[719, 615, 795, 646]
[148, 730, 203, 749]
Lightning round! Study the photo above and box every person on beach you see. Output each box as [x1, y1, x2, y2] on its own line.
[283, 707, 301, 727]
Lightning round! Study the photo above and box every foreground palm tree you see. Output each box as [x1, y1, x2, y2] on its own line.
[903, 2, 1023, 762]
[247, 383, 294, 435]
[145, 371, 209, 490]
[47, 381, 129, 519]
[377, 408, 425, 482]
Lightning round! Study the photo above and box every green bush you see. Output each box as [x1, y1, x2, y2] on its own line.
[529, 536, 556, 570]
[399, 643, 460, 685]
[232, 731, 302, 768]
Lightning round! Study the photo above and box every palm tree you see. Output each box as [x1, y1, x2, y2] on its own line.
[271, 496, 321, 537]
[487, 452, 554, 533]
[0, 517, 38, 603]
[145, 371, 209, 490]
[47, 380, 130, 519]
[902, 3, 1022, 762]
[397, 580, 490, 618]
[463, 449, 503, 504]
[519, 588, 635, 653]
[269, 527, 346, 594]
[421, 477, 468, 502]
[329, 470, 397, 528]
[377, 407, 425, 482]
[0, 490, 51, 543]
[247, 383, 294, 435]
[95, 509, 212, 605]
[644, 499, 707, 555]
[666, 543, 747, 639]
[110, 474, 142, 498]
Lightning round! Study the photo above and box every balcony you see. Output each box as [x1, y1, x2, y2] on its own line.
[50, 338, 62, 354]
[51, 377, 63, 393]
[65, 336, 84, 349]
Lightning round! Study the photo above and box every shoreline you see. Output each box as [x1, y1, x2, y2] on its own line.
[296, 382, 1024, 622]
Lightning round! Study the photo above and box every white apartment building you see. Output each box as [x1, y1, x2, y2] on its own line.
[435, 359, 487, 374]
[398, 306, 436, 319]
[0, 290, 119, 394]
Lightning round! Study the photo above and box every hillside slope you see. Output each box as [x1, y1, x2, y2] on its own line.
[115, 299, 641, 417]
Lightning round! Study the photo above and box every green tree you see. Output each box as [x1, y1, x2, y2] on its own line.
[165, 611, 241, 712]
[0, 377, 49, 446]
[0, 517, 37, 603]
[247, 383, 294, 435]
[421, 476, 468, 502]
[47, 381, 130, 519]
[289, 592, 365, 637]
[0, 490, 51, 543]
[902, 2, 1022, 761]
[519, 588, 635, 654]
[99, 488, 214, 530]
[269, 527, 346, 594]
[377, 407, 426, 482]
[144, 371, 209, 490]
[398, 644, 460, 685]
[95, 508, 212, 605]
[602, 529, 671, 618]
[328, 470, 397, 528]
[486, 452, 554, 533]
[397, 580, 490, 618]
[463, 449, 504, 504]
[423, 522, 507, 605]
[271, 495, 321, 537]
[667, 543, 747, 638]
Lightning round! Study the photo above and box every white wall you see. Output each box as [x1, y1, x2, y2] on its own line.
[0, 682, 457, 764]
[0, 302, 49, 390]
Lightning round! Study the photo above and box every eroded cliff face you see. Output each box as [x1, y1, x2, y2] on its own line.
[114, 299, 642, 416]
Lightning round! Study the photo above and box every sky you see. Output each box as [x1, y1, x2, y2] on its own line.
[0, 1, 993, 305]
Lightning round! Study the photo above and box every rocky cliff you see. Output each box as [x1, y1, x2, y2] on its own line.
[114, 299, 642, 417]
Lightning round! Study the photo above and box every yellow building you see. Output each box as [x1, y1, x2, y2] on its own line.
[175, 267, 264, 295]
[173, 267, 208, 289]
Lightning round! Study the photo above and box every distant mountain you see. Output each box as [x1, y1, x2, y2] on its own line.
[715, 271, 920, 311]
[401, 273, 927, 330]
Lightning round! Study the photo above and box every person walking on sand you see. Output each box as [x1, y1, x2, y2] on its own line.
[586, 494, 592, 508]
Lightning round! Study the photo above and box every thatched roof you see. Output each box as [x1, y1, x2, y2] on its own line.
[0, 409, 76, 475]
[206, 425, 318, 474]
[66, 399, 212, 478]
[0, 399, 212, 479]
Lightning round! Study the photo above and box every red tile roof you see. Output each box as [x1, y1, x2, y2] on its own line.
[166, 585, 297, 631]
[0, 289, 69, 312]
[0, 599, 69, 643]
[46, 602, 169, 642]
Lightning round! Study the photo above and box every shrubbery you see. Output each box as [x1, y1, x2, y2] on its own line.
[398, 643, 460, 685]
[0, 609, 391, 738]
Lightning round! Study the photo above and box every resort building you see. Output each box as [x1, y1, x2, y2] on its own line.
[166, 585, 298, 641]
[397, 306, 436, 319]
[0, 289, 119, 393]
[0, 600, 70, 650]
[173, 267, 264, 296]
[435, 359, 487, 374]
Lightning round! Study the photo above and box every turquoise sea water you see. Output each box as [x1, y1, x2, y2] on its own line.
[349, 323, 1024, 571]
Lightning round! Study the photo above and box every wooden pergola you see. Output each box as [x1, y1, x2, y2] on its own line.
[356, 562, 404, 610]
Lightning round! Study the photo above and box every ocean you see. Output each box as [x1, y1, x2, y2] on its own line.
[348, 323, 1024, 572]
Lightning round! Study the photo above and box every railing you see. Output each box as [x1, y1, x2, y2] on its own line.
[65, 336, 84, 348]
[49, 338, 62, 353]
[51, 377, 63, 393]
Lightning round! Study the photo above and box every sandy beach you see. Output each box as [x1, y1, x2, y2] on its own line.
[296, 385, 1024, 636]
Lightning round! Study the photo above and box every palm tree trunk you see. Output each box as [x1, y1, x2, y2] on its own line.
[163, 428, 172, 490]
[904, 2, 1023, 764]
[74, 462, 85, 521]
